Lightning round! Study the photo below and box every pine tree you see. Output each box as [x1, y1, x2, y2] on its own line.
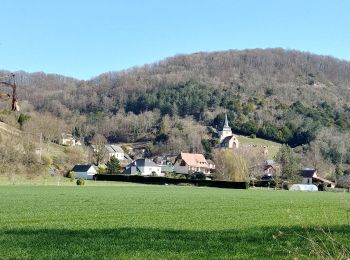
[106, 156, 121, 175]
[275, 144, 300, 182]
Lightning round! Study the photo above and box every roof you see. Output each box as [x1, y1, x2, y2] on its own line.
[160, 165, 174, 172]
[207, 159, 215, 165]
[71, 164, 94, 172]
[124, 159, 160, 174]
[134, 159, 158, 167]
[221, 113, 232, 132]
[222, 135, 235, 144]
[265, 160, 274, 166]
[106, 144, 124, 153]
[313, 176, 335, 185]
[179, 152, 209, 168]
[300, 168, 317, 178]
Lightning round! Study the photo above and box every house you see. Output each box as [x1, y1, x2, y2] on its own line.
[300, 168, 317, 184]
[105, 144, 125, 160]
[207, 159, 216, 171]
[263, 160, 278, 176]
[300, 168, 335, 188]
[71, 164, 97, 180]
[91, 144, 130, 162]
[124, 159, 162, 176]
[218, 113, 239, 149]
[61, 133, 79, 146]
[153, 156, 175, 174]
[173, 152, 213, 175]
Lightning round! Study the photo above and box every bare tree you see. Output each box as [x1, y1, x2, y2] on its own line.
[91, 134, 107, 165]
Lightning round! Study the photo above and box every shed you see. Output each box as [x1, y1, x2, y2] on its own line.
[71, 164, 97, 180]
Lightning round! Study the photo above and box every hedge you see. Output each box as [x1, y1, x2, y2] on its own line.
[94, 174, 248, 189]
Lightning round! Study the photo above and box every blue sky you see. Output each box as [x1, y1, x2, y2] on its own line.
[0, 0, 349, 79]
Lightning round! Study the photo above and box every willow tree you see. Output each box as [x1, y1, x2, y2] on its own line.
[213, 149, 248, 181]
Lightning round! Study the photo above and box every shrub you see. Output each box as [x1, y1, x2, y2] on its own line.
[67, 171, 76, 179]
[250, 134, 256, 139]
[76, 179, 85, 186]
[189, 172, 206, 180]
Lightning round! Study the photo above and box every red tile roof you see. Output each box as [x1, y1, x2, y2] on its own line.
[180, 152, 210, 169]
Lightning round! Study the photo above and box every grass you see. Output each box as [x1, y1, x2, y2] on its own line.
[0, 183, 349, 259]
[236, 134, 281, 158]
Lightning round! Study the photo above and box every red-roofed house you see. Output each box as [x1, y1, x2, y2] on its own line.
[173, 152, 213, 175]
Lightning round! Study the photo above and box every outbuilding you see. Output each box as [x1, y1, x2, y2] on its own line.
[71, 164, 97, 180]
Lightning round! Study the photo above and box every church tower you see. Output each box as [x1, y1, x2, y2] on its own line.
[219, 113, 233, 142]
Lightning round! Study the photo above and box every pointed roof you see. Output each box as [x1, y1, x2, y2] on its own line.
[179, 152, 209, 168]
[71, 164, 95, 172]
[224, 113, 229, 128]
[222, 113, 231, 131]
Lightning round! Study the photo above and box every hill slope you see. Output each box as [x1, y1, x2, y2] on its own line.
[2, 48, 350, 173]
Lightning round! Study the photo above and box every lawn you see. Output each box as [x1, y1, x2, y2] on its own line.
[0, 183, 349, 259]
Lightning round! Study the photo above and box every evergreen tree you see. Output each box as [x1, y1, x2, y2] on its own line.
[106, 156, 121, 175]
[17, 113, 30, 130]
[275, 144, 300, 183]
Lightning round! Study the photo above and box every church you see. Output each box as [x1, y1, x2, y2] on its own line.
[218, 113, 239, 149]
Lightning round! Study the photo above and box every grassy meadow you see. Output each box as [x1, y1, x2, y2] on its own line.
[0, 181, 349, 259]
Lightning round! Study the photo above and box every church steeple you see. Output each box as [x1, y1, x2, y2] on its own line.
[224, 113, 229, 128]
[222, 113, 231, 131]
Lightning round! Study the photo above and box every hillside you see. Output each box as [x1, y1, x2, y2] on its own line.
[2, 48, 350, 176]
[0, 117, 88, 176]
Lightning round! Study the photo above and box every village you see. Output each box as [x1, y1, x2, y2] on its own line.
[64, 114, 336, 190]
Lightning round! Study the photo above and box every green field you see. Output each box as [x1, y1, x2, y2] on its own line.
[0, 183, 349, 259]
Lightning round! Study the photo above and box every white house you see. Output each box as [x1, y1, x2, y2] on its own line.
[61, 133, 78, 146]
[91, 144, 128, 161]
[105, 145, 125, 160]
[124, 159, 162, 176]
[71, 164, 97, 180]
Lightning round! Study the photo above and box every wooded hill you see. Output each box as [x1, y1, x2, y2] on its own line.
[1, 48, 350, 175]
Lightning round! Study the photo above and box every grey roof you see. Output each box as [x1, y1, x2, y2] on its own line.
[106, 144, 124, 153]
[224, 113, 229, 128]
[222, 113, 232, 131]
[71, 164, 94, 172]
[124, 153, 132, 161]
[222, 135, 234, 144]
[134, 159, 158, 167]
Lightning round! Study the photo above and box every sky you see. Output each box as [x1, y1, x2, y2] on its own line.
[0, 0, 349, 80]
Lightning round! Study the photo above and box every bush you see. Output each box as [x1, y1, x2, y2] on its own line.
[282, 182, 290, 190]
[189, 172, 206, 180]
[250, 134, 256, 139]
[67, 171, 76, 179]
[76, 179, 85, 186]
[318, 183, 326, 191]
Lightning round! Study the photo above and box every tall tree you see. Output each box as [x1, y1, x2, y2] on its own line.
[213, 149, 248, 181]
[274, 144, 300, 182]
[91, 134, 107, 165]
